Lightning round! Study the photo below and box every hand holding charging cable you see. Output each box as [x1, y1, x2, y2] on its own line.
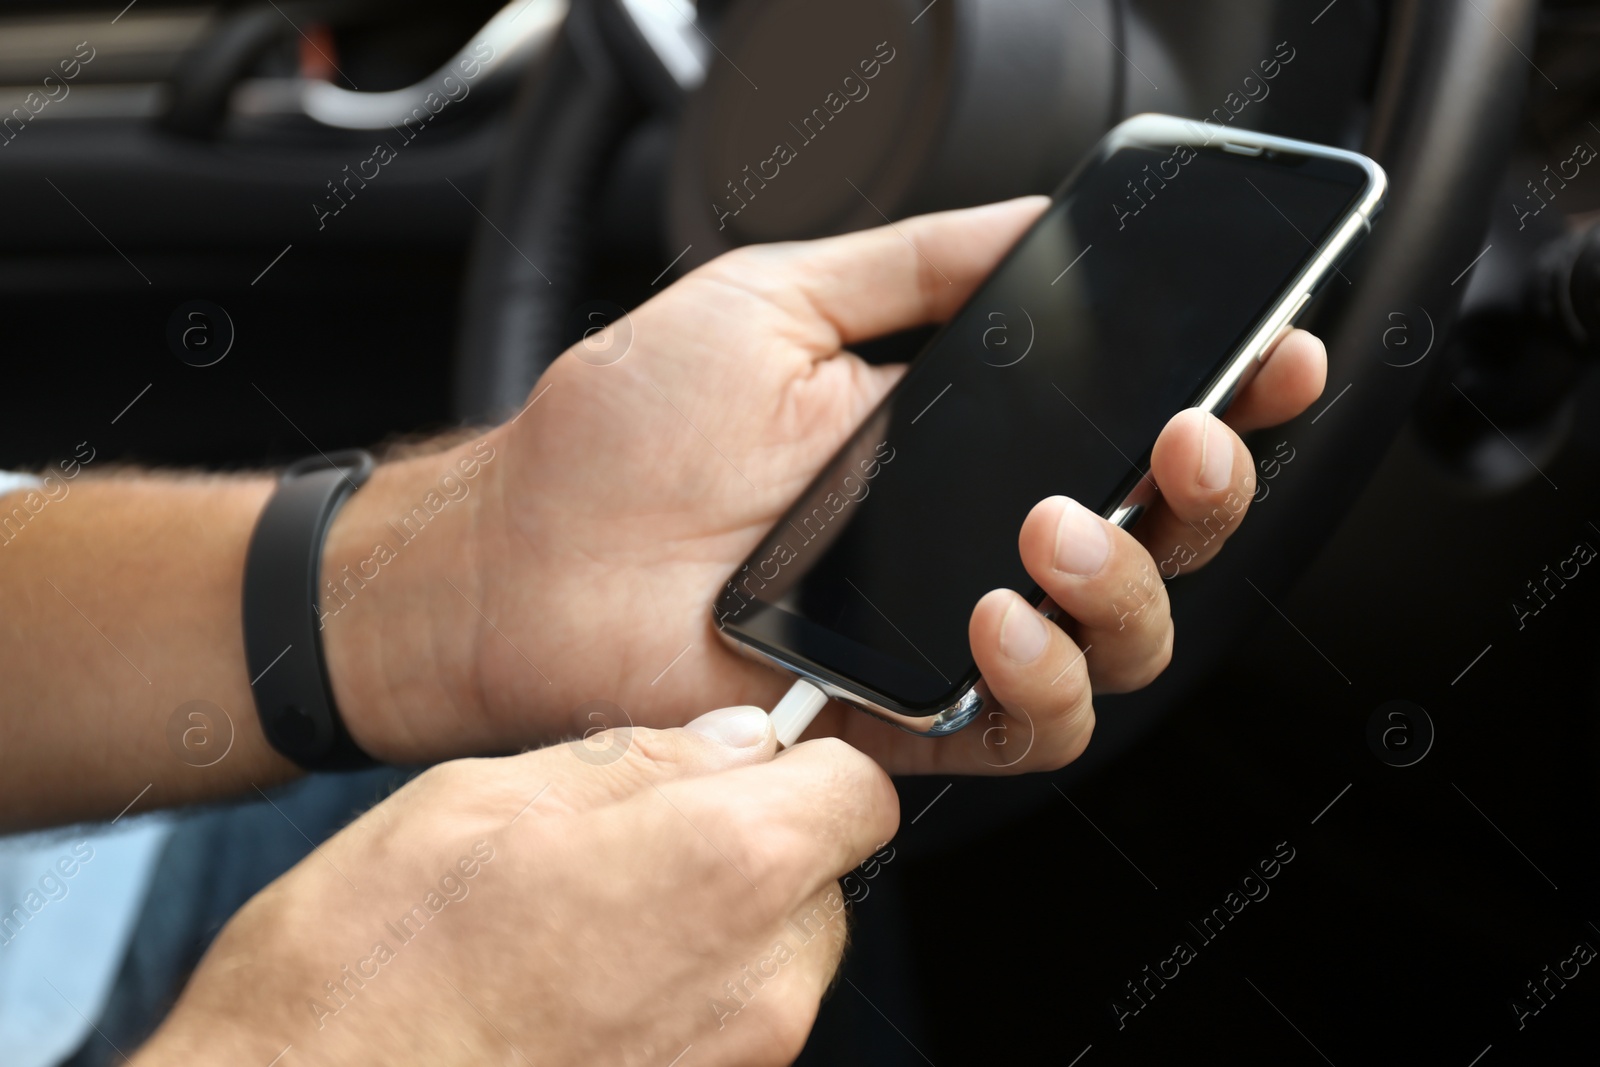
[138, 695, 899, 1067]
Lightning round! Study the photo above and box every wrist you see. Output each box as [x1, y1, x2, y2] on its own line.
[317, 434, 500, 762]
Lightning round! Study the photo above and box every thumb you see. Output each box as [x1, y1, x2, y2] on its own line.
[733, 195, 1049, 349]
[513, 706, 779, 813]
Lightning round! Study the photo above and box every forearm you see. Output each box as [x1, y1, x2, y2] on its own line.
[0, 436, 498, 830]
[0, 472, 289, 828]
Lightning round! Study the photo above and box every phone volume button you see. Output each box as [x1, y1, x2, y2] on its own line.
[1288, 292, 1312, 324]
[1261, 293, 1313, 363]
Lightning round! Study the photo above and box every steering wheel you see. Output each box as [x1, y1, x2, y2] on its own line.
[452, 0, 1540, 830]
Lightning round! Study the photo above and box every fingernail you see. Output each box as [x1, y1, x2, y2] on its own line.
[685, 706, 771, 747]
[1198, 412, 1233, 491]
[1052, 497, 1110, 576]
[998, 596, 1049, 664]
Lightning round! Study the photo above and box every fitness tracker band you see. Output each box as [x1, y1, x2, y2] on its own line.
[243, 449, 378, 770]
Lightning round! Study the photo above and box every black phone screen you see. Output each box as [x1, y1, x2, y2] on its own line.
[716, 134, 1372, 712]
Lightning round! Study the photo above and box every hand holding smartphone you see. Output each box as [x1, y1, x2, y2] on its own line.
[714, 114, 1385, 736]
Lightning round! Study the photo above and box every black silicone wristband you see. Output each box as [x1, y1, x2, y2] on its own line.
[243, 450, 378, 770]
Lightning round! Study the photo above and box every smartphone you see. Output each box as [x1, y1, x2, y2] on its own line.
[712, 113, 1386, 736]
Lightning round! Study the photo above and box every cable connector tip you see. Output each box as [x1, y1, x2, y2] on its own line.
[770, 678, 828, 748]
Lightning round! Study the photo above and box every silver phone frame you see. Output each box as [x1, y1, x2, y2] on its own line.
[716, 113, 1388, 737]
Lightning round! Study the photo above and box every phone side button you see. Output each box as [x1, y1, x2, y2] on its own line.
[1108, 503, 1145, 529]
[1289, 291, 1313, 323]
[1261, 293, 1313, 362]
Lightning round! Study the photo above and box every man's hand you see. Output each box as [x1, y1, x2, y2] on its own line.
[326, 196, 1327, 776]
[0, 197, 1322, 826]
[132, 709, 897, 1067]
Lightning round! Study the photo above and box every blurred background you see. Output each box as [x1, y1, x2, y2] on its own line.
[2, 0, 1598, 1063]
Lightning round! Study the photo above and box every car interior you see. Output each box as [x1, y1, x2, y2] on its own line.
[2, 0, 1597, 1062]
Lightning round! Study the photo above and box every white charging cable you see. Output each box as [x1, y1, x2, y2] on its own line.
[769, 678, 828, 748]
